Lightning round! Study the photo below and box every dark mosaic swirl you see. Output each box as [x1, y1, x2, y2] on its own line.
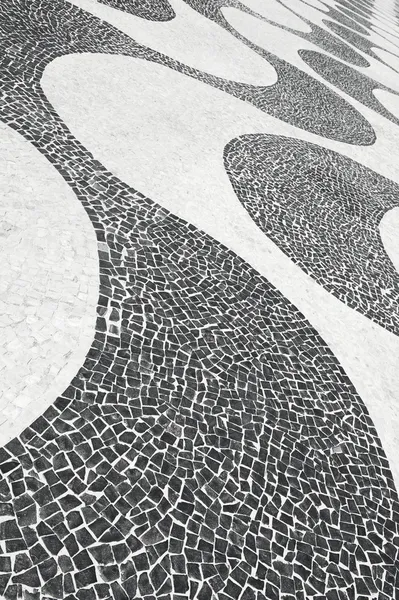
[259, 0, 398, 75]
[299, 23, 369, 67]
[98, 0, 175, 21]
[0, 1, 398, 599]
[224, 133, 399, 337]
[0, 0, 376, 148]
[320, 0, 399, 53]
[336, 0, 373, 20]
[324, 18, 399, 68]
[335, 0, 399, 49]
[323, 5, 370, 36]
[350, 0, 399, 51]
[299, 49, 399, 126]
[264, 0, 371, 67]
[177, 0, 375, 144]
[335, 0, 373, 26]
[183, 0, 370, 67]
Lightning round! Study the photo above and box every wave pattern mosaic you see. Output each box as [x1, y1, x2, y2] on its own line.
[0, 0, 399, 599]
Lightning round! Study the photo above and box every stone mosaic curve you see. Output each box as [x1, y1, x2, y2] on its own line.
[240, 0, 399, 78]
[0, 123, 99, 447]
[301, 0, 399, 56]
[98, 0, 176, 21]
[223, 132, 399, 338]
[245, 0, 372, 67]
[0, 0, 399, 599]
[1, 74, 398, 600]
[299, 49, 399, 126]
[324, 18, 399, 65]
[322, 5, 371, 35]
[183, 0, 372, 67]
[334, 0, 373, 21]
[80, 1, 379, 144]
[335, 1, 399, 46]
[2, 0, 376, 145]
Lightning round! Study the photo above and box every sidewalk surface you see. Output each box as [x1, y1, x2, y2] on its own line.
[0, 0, 398, 598]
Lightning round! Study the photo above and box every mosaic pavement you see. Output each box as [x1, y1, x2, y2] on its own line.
[0, 0, 399, 598]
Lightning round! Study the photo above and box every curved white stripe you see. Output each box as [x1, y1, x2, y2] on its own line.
[369, 27, 399, 56]
[0, 123, 99, 444]
[373, 46, 399, 71]
[299, 0, 329, 12]
[374, 87, 399, 119]
[381, 208, 399, 274]
[69, 0, 277, 85]
[240, 0, 312, 32]
[222, 6, 399, 96]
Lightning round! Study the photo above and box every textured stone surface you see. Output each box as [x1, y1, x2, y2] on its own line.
[0, 0, 399, 598]
[224, 133, 399, 335]
[0, 123, 98, 445]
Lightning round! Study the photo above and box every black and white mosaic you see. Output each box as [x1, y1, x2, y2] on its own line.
[1, 0, 399, 599]
[299, 49, 399, 126]
[332, 0, 399, 49]
[2, 143, 398, 599]
[223, 134, 399, 336]
[323, 6, 370, 36]
[317, 0, 399, 55]
[335, 0, 373, 21]
[98, 0, 176, 21]
[3, 0, 376, 146]
[324, 18, 398, 65]
[179, 0, 376, 143]
[234, 0, 372, 67]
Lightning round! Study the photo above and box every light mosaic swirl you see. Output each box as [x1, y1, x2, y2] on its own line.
[0, 124, 98, 447]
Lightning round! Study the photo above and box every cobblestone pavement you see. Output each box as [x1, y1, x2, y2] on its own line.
[0, 0, 399, 598]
